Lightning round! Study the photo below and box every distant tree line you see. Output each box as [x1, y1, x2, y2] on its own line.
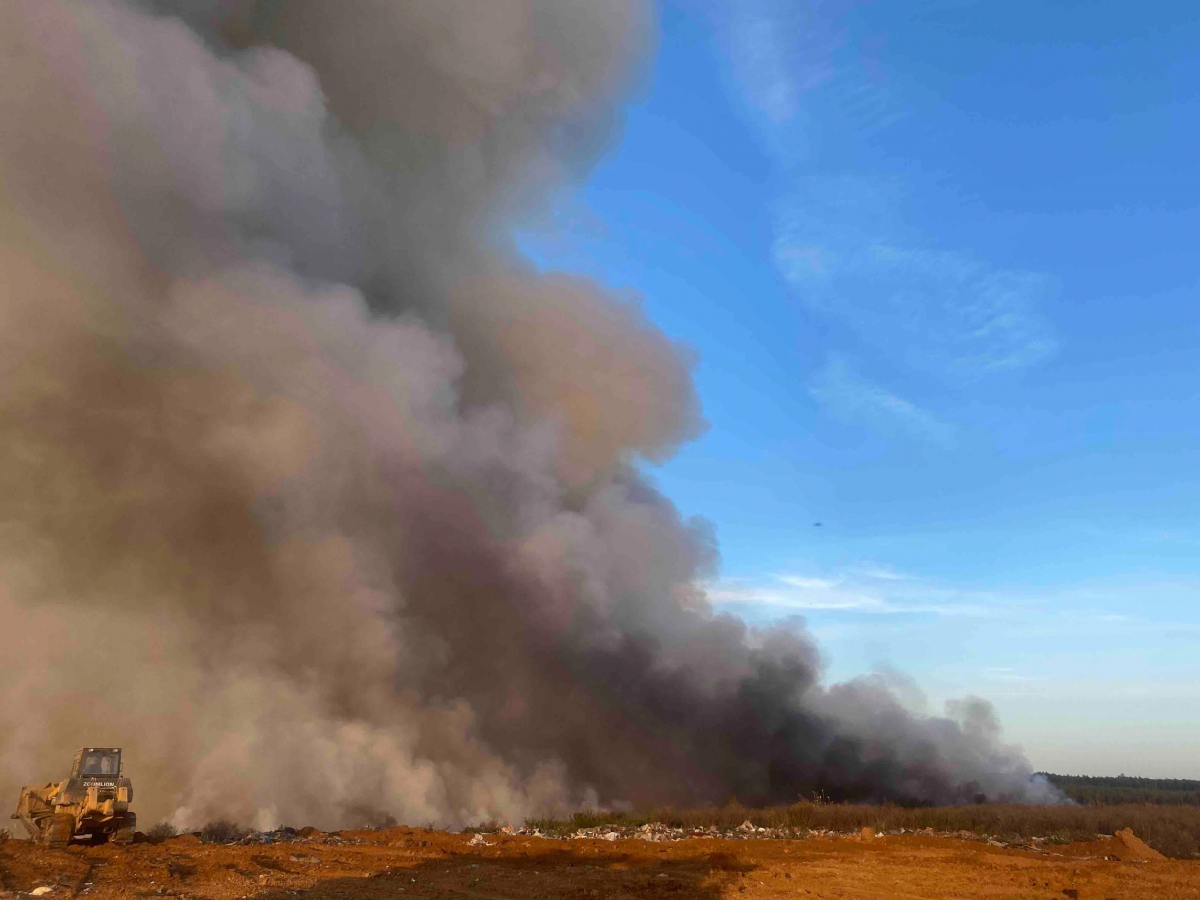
[1041, 773, 1200, 807]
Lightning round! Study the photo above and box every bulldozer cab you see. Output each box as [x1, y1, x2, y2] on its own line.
[72, 748, 122, 779]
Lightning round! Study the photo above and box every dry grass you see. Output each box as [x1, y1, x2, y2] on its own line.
[144, 822, 178, 843]
[527, 801, 1200, 859]
[198, 819, 247, 844]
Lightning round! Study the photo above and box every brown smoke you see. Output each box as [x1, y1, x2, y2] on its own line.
[0, 0, 1055, 831]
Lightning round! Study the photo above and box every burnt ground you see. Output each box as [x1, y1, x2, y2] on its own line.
[2, 826, 1198, 900]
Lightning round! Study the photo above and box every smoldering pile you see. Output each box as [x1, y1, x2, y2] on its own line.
[0, 0, 1056, 831]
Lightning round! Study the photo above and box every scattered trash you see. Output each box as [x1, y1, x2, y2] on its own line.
[472, 820, 1089, 851]
[233, 828, 308, 846]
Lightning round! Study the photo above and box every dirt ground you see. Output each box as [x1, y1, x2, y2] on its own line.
[2, 826, 1198, 900]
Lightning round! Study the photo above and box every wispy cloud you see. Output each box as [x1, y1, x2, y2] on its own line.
[848, 562, 913, 582]
[724, 6, 814, 126]
[719, 1, 900, 140]
[809, 355, 956, 446]
[776, 179, 1059, 375]
[712, 7, 1060, 378]
[710, 570, 1200, 637]
[710, 572, 991, 617]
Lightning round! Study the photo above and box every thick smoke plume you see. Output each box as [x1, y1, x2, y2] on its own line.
[0, 0, 1054, 829]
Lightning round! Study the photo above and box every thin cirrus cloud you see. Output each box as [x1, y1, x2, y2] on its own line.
[846, 562, 913, 582]
[719, 0, 901, 141]
[710, 571, 1200, 632]
[720, 0, 835, 128]
[708, 570, 992, 617]
[723, 4, 811, 126]
[809, 355, 957, 447]
[714, 3, 1059, 381]
[776, 180, 1060, 376]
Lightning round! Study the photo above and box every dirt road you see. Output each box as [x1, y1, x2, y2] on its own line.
[2, 826, 1198, 900]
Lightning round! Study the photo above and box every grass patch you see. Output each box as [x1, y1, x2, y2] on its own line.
[461, 819, 502, 835]
[145, 822, 178, 843]
[200, 819, 248, 844]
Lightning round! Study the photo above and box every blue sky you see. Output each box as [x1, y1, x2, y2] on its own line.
[523, 1, 1200, 777]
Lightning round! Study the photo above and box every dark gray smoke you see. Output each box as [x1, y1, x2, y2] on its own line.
[0, 0, 1056, 829]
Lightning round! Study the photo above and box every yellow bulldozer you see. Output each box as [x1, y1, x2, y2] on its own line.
[11, 748, 136, 848]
